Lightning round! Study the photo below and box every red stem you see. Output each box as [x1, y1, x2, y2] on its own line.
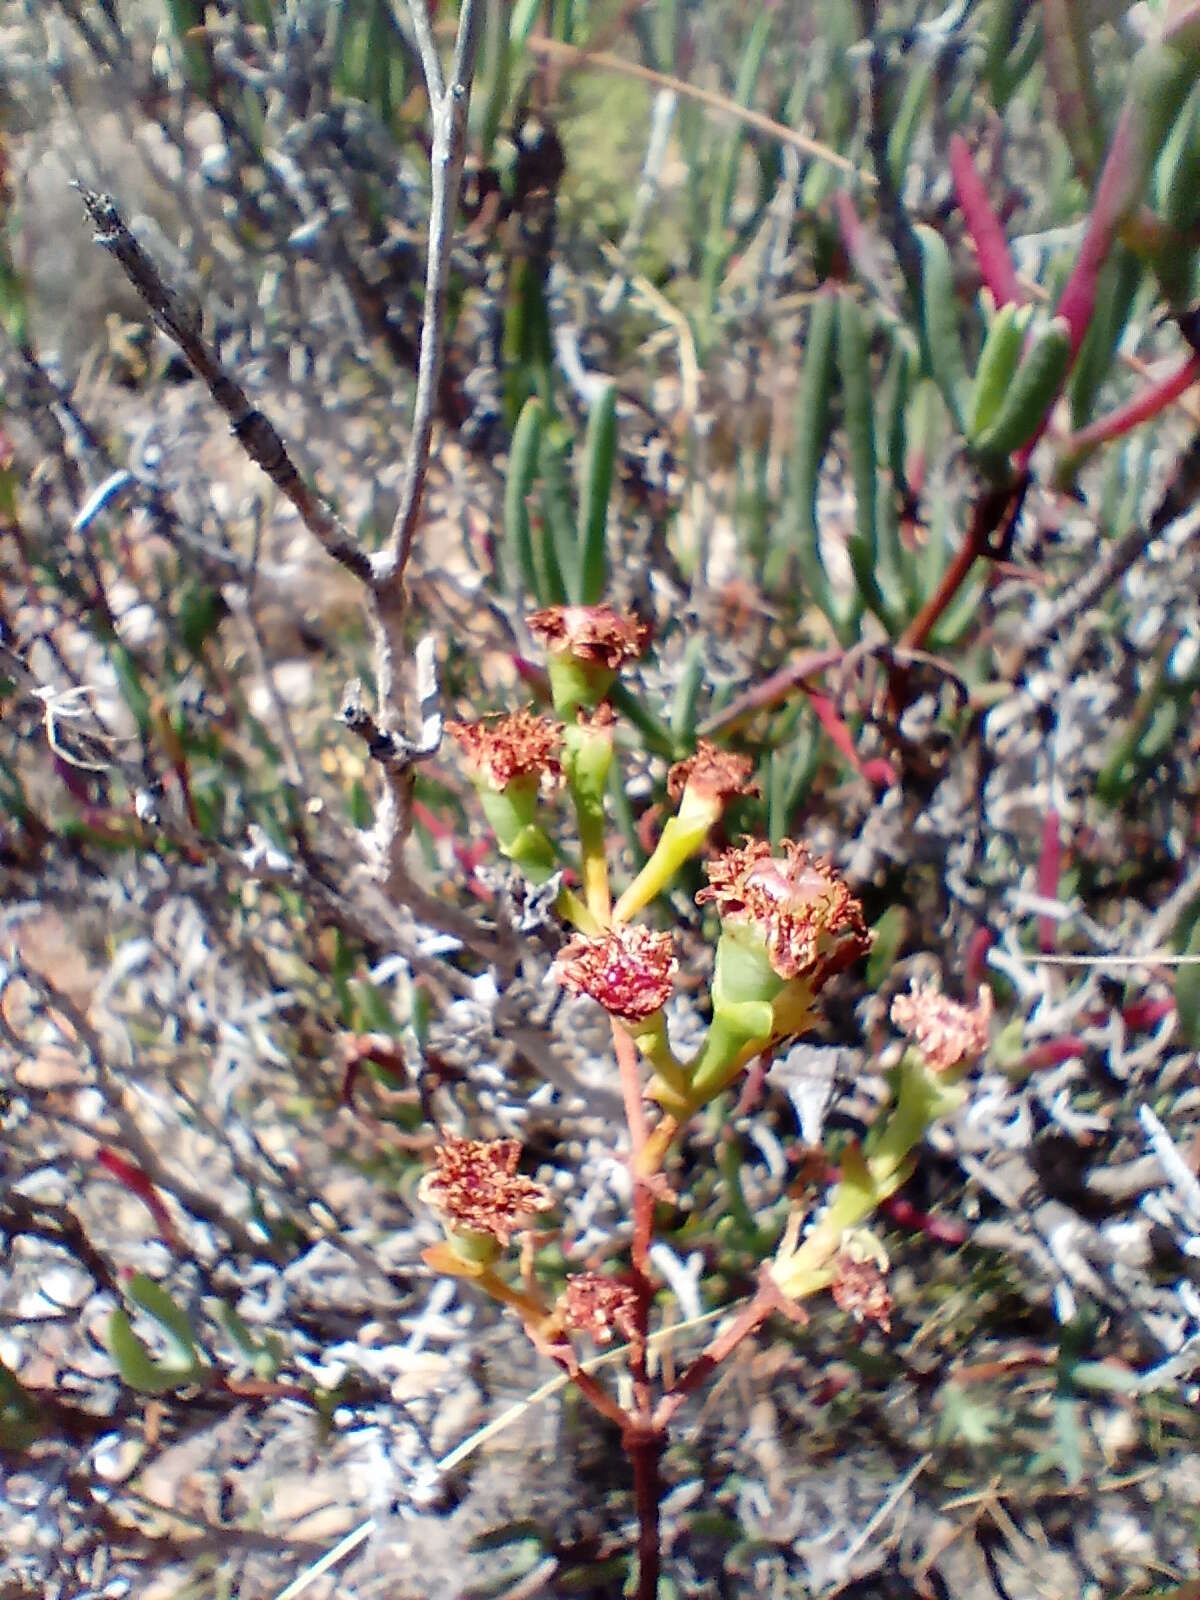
[654, 1270, 800, 1431]
[1064, 351, 1200, 453]
[630, 1423, 663, 1600]
[899, 478, 1022, 653]
[612, 1018, 663, 1595]
[950, 134, 1022, 307]
[803, 687, 897, 790]
[1014, 101, 1141, 470]
[96, 1148, 179, 1250]
[697, 647, 843, 736]
[1037, 806, 1062, 954]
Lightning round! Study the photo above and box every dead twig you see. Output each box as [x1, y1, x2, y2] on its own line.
[75, 185, 373, 587]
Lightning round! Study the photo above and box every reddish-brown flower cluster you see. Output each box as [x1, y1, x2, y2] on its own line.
[697, 840, 870, 982]
[553, 924, 678, 1022]
[446, 710, 561, 791]
[419, 1136, 553, 1246]
[667, 741, 759, 805]
[559, 1272, 639, 1345]
[890, 983, 992, 1074]
[831, 1249, 893, 1333]
[527, 604, 649, 669]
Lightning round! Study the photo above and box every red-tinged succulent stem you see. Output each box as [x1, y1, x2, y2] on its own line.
[950, 133, 1022, 308]
[1117, 997, 1175, 1030]
[1017, 33, 1200, 468]
[833, 189, 873, 282]
[653, 1268, 800, 1431]
[1018, 1036, 1091, 1069]
[1064, 351, 1200, 454]
[612, 1019, 650, 1165]
[697, 647, 843, 737]
[630, 1420, 663, 1600]
[802, 686, 897, 789]
[1056, 110, 1143, 361]
[965, 925, 995, 992]
[879, 1193, 968, 1245]
[899, 478, 1023, 653]
[96, 1148, 179, 1250]
[1037, 806, 1062, 954]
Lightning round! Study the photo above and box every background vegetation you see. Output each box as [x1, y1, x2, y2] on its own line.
[1, 1, 1200, 1596]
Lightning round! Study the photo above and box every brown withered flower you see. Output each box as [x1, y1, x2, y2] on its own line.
[559, 1272, 639, 1345]
[831, 1248, 893, 1334]
[446, 709, 562, 791]
[890, 983, 992, 1074]
[697, 839, 870, 983]
[419, 1136, 553, 1247]
[527, 604, 649, 669]
[667, 741, 759, 806]
[553, 924, 678, 1022]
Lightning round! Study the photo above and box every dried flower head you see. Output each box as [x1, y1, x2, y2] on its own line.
[553, 924, 678, 1021]
[831, 1246, 893, 1333]
[697, 840, 870, 982]
[559, 1272, 639, 1345]
[447, 710, 561, 791]
[667, 742, 759, 805]
[527, 604, 649, 669]
[419, 1136, 553, 1246]
[890, 983, 992, 1074]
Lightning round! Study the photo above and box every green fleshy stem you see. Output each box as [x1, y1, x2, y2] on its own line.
[685, 925, 819, 1106]
[863, 1051, 968, 1192]
[771, 1055, 968, 1301]
[686, 1003, 775, 1104]
[479, 780, 558, 883]
[631, 1013, 692, 1115]
[613, 783, 720, 923]
[445, 1226, 504, 1268]
[563, 719, 614, 919]
[547, 654, 615, 721]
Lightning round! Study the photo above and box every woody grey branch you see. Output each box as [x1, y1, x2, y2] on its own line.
[76, 183, 375, 588]
[382, 0, 484, 584]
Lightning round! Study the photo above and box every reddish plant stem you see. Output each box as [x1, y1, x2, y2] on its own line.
[965, 925, 995, 992]
[803, 686, 898, 790]
[899, 478, 1024, 654]
[612, 1020, 650, 1170]
[1037, 806, 1062, 954]
[612, 1018, 663, 1596]
[95, 1148, 179, 1251]
[697, 647, 843, 736]
[629, 1421, 663, 1600]
[1064, 351, 1200, 453]
[541, 1346, 631, 1431]
[950, 133, 1022, 307]
[654, 1270, 800, 1431]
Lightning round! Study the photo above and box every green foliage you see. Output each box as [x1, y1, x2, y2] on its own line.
[576, 382, 617, 604]
[0, 1358, 45, 1451]
[108, 1272, 205, 1394]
